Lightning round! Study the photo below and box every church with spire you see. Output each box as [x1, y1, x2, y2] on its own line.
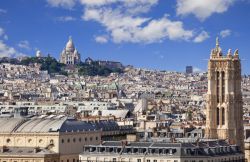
[59, 36, 81, 65]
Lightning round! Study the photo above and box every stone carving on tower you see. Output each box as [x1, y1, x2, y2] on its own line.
[60, 36, 81, 65]
[205, 37, 244, 150]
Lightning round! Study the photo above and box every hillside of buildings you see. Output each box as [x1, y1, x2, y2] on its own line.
[0, 56, 124, 76]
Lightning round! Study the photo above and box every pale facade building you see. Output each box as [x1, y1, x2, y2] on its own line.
[36, 50, 42, 57]
[60, 36, 81, 65]
[0, 116, 101, 162]
[80, 141, 244, 162]
[205, 38, 244, 149]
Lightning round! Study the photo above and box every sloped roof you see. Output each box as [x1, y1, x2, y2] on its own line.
[0, 116, 123, 133]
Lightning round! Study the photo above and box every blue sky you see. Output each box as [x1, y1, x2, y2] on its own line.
[0, 0, 250, 74]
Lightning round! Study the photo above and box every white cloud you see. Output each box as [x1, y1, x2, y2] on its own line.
[18, 40, 31, 50]
[193, 31, 209, 43]
[220, 29, 231, 38]
[46, 0, 208, 44]
[3, 35, 8, 40]
[80, 0, 116, 6]
[0, 27, 4, 37]
[82, 5, 193, 43]
[0, 27, 8, 41]
[80, 0, 158, 14]
[0, 9, 7, 14]
[0, 27, 26, 58]
[56, 16, 76, 22]
[193, 67, 204, 73]
[47, 0, 76, 9]
[0, 40, 25, 58]
[95, 35, 108, 43]
[176, 0, 235, 21]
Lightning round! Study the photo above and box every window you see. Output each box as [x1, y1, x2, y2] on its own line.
[67, 139, 70, 143]
[216, 71, 220, 103]
[79, 138, 82, 142]
[217, 108, 220, 125]
[90, 137, 93, 141]
[39, 139, 43, 143]
[137, 159, 141, 162]
[85, 137, 87, 141]
[222, 71, 225, 102]
[222, 107, 225, 125]
[62, 139, 64, 143]
[113, 158, 117, 162]
[147, 160, 150, 162]
[73, 138, 76, 143]
[6, 138, 11, 143]
[153, 160, 157, 162]
[96, 137, 98, 140]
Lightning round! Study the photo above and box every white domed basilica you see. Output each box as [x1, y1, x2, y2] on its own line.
[59, 36, 81, 65]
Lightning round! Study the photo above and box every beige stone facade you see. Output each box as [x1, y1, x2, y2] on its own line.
[205, 38, 244, 149]
[0, 117, 101, 162]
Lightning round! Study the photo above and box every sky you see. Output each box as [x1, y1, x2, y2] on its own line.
[0, 0, 250, 74]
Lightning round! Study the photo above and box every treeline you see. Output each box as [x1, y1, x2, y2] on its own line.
[78, 62, 123, 76]
[0, 56, 67, 75]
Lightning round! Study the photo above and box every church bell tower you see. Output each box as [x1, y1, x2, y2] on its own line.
[205, 37, 244, 149]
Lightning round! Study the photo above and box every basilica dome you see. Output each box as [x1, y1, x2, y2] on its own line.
[59, 36, 81, 65]
[66, 36, 75, 51]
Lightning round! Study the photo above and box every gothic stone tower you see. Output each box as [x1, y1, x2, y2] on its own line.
[205, 37, 244, 149]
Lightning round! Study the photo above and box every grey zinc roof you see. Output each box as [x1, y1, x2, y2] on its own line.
[151, 143, 181, 148]
[0, 116, 123, 133]
[0, 118, 26, 133]
[83, 140, 243, 157]
[59, 120, 97, 132]
[15, 117, 66, 133]
[0, 117, 95, 133]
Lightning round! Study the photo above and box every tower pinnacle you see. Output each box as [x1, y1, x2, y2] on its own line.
[216, 37, 219, 48]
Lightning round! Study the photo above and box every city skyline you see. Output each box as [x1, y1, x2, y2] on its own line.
[0, 0, 250, 73]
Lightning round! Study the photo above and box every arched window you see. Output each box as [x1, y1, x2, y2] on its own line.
[6, 138, 11, 143]
[216, 72, 220, 103]
[222, 71, 225, 102]
[217, 108, 220, 125]
[222, 108, 225, 125]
